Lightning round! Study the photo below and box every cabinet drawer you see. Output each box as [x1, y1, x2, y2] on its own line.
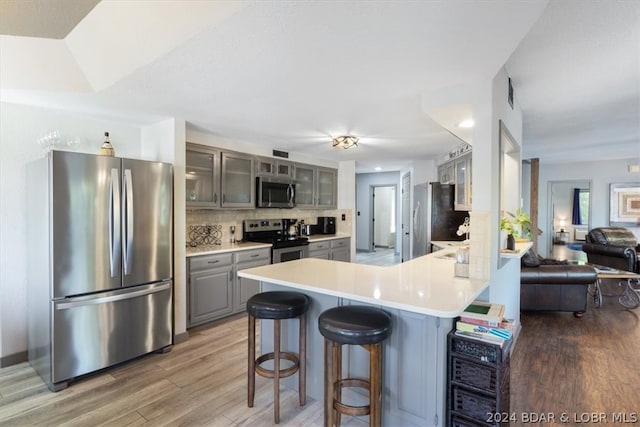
[235, 248, 271, 264]
[331, 238, 349, 248]
[190, 253, 233, 271]
[309, 241, 330, 251]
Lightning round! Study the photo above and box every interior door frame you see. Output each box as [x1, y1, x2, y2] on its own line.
[546, 179, 593, 256]
[368, 184, 398, 252]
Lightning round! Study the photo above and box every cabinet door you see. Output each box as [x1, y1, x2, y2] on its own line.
[293, 164, 316, 208]
[221, 152, 255, 208]
[317, 167, 337, 209]
[189, 266, 233, 327]
[276, 161, 293, 178]
[454, 154, 472, 211]
[186, 144, 220, 208]
[331, 247, 350, 262]
[308, 241, 330, 259]
[256, 157, 275, 176]
[439, 162, 454, 184]
[330, 238, 351, 262]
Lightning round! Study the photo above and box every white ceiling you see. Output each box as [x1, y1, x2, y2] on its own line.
[1, 0, 638, 172]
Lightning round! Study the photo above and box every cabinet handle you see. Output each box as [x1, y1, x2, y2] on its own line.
[214, 193, 218, 203]
[250, 254, 260, 258]
[208, 260, 220, 264]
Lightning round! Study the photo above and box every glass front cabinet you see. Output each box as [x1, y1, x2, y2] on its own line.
[454, 153, 472, 211]
[186, 143, 220, 208]
[221, 152, 255, 208]
[317, 167, 337, 209]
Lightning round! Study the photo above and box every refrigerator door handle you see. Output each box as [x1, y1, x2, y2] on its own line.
[123, 169, 134, 275]
[55, 282, 171, 310]
[110, 168, 121, 278]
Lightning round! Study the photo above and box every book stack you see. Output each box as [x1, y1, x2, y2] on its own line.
[454, 301, 514, 346]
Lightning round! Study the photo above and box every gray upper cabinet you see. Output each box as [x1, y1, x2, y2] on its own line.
[186, 143, 221, 208]
[256, 156, 294, 179]
[293, 163, 316, 208]
[438, 152, 472, 211]
[454, 153, 472, 211]
[221, 152, 255, 208]
[317, 167, 337, 209]
[293, 164, 338, 209]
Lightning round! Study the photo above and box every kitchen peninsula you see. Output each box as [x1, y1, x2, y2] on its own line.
[238, 248, 489, 427]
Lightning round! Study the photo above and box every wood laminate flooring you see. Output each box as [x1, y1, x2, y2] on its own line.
[1, 288, 639, 426]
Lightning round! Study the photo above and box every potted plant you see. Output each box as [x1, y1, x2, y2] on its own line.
[500, 208, 532, 250]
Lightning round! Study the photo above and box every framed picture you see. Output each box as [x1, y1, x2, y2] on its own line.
[610, 182, 640, 226]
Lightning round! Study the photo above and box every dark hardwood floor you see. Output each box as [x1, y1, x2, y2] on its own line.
[1, 282, 639, 426]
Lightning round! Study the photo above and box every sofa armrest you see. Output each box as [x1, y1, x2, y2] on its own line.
[521, 265, 597, 285]
[582, 243, 637, 272]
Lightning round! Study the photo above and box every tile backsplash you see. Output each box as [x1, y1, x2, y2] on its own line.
[186, 208, 353, 246]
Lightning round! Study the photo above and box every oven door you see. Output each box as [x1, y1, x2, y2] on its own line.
[256, 178, 296, 208]
[272, 245, 309, 263]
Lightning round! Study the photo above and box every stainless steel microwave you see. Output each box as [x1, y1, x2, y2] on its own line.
[256, 177, 296, 208]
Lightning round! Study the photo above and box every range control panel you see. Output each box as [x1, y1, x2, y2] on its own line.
[243, 219, 282, 232]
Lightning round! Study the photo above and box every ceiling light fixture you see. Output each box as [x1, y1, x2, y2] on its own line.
[458, 118, 475, 128]
[332, 135, 359, 149]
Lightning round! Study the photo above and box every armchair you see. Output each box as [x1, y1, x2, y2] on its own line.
[582, 227, 638, 273]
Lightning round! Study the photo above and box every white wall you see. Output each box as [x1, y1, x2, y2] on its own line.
[537, 158, 640, 256]
[0, 102, 180, 362]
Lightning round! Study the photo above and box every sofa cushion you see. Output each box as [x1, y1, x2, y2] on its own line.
[521, 248, 540, 267]
[587, 227, 638, 246]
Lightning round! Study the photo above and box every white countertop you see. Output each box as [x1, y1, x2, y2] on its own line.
[238, 248, 488, 318]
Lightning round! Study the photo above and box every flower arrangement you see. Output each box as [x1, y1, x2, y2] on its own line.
[456, 217, 470, 241]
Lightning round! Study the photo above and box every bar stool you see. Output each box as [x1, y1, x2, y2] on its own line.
[318, 305, 392, 427]
[247, 291, 309, 424]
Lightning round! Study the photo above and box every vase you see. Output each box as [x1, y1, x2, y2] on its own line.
[507, 234, 516, 250]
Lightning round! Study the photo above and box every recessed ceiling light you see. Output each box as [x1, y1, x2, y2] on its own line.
[375, 167, 382, 171]
[458, 118, 475, 128]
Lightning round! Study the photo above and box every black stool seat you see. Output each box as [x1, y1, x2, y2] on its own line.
[319, 306, 392, 345]
[247, 291, 310, 319]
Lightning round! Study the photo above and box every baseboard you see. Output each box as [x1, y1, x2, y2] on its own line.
[174, 331, 190, 345]
[0, 350, 28, 368]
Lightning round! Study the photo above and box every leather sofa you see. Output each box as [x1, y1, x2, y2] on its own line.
[520, 250, 597, 317]
[582, 227, 639, 273]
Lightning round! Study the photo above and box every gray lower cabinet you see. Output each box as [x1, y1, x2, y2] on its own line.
[188, 253, 234, 327]
[188, 248, 270, 327]
[330, 238, 350, 262]
[308, 241, 331, 259]
[309, 238, 351, 262]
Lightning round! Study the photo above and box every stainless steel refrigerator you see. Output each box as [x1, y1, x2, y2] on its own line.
[412, 182, 468, 257]
[27, 151, 173, 391]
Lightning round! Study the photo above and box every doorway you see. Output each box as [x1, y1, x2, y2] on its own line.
[369, 185, 397, 251]
[547, 180, 592, 262]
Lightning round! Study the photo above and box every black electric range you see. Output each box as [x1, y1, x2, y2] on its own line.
[242, 219, 309, 249]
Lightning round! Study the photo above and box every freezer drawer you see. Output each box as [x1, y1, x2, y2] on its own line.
[51, 282, 172, 387]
